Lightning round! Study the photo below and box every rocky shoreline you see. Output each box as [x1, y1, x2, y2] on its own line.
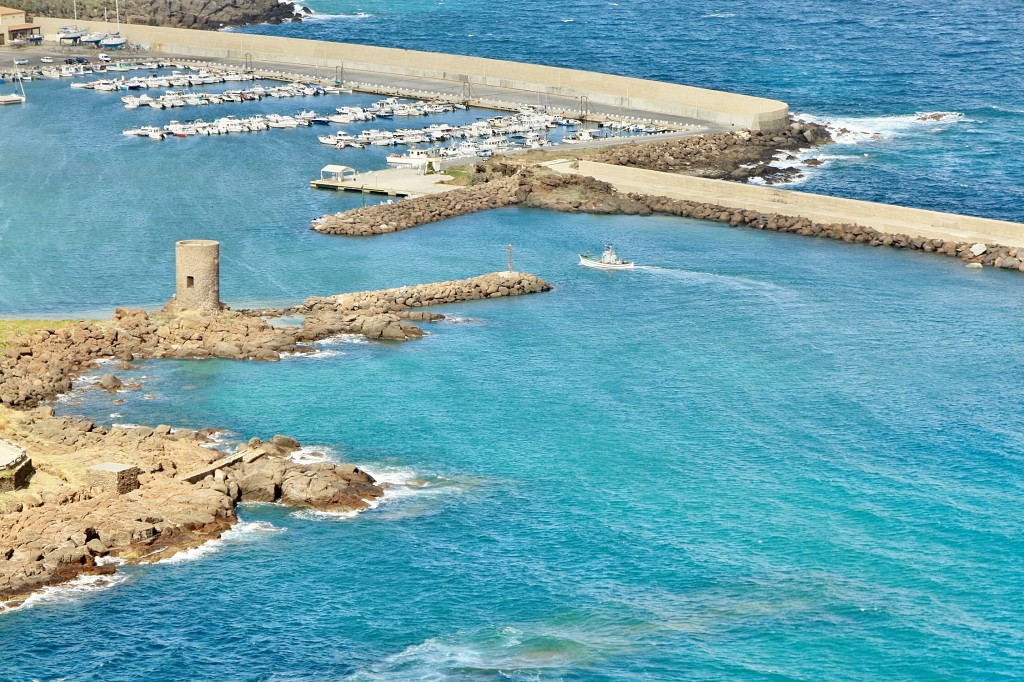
[18, 0, 304, 30]
[0, 407, 382, 607]
[588, 120, 833, 183]
[0, 271, 551, 607]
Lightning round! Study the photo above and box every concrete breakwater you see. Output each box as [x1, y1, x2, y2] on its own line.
[312, 162, 1024, 273]
[313, 176, 521, 236]
[0, 272, 550, 410]
[0, 408, 382, 606]
[31, 17, 789, 131]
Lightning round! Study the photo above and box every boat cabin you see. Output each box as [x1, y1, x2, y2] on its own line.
[0, 5, 39, 46]
[320, 165, 358, 182]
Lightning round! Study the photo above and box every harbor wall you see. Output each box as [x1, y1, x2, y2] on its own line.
[30, 17, 790, 130]
[573, 161, 1024, 247]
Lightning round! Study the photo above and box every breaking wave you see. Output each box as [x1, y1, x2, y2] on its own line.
[157, 520, 284, 565]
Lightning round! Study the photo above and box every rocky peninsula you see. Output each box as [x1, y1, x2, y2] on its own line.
[0, 270, 551, 607]
[16, 0, 302, 29]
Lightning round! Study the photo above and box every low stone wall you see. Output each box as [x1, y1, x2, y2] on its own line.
[311, 162, 1024, 274]
[31, 17, 790, 130]
[0, 459, 33, 493]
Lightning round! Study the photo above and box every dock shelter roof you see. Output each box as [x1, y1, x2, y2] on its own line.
[320, 165, 357, 179]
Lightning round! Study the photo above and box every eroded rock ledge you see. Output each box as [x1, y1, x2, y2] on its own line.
[0, 407, 380, 606]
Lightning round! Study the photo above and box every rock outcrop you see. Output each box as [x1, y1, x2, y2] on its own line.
[0, 406, 383, 606]
[18, 0, 302, 29]
[590, 120, 834, 183]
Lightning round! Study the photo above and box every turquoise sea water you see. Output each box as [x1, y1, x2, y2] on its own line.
[3, 5, 1024, 679]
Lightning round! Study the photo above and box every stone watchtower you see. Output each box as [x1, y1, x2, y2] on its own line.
[174, 240, 222, 311]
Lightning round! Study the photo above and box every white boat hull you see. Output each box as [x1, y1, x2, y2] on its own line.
[579, 255, 635, 270]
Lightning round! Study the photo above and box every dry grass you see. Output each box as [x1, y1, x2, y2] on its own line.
[0, 320, 76, 353]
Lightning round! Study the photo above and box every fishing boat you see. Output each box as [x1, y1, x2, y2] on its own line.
[81, 32, 107, 45]
[579, 244, 635, 269]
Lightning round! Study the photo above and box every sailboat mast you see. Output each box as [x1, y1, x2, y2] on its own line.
[115, 0, 120, 31]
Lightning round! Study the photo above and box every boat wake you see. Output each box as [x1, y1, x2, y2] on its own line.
[635, 265, 792, 296]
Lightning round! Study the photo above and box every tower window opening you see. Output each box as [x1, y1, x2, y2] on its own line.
[186, 276, 195, 288]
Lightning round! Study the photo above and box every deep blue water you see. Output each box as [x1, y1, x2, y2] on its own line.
[2, 5, 1024, 680]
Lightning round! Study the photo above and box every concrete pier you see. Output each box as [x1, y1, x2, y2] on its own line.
[28, 17, 790, 131]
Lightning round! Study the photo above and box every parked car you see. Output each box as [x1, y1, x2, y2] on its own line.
[40, 56, 53, 63]
[64, 57, 77, 64]
[13, 58, 28, 66]
[97, 53, 112, 62]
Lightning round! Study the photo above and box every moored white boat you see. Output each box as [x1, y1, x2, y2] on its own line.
[579, 245, 635, 269]
[386, 147, 443, 166]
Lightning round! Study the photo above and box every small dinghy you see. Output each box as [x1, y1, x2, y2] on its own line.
[579, 244, 635, 269]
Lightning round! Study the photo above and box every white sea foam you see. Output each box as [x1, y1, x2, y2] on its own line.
[196, 429, 236, 452]
[345, 626, 591, 680]
[702, 12, 736, 18]
[0, 571, 129, 614]
[287, 446, 333, 464]
[301, 9, 373, 21]
[157, 520, 284, 565]
[795, 111, 972, 146]
[291, 461, 460, 522]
